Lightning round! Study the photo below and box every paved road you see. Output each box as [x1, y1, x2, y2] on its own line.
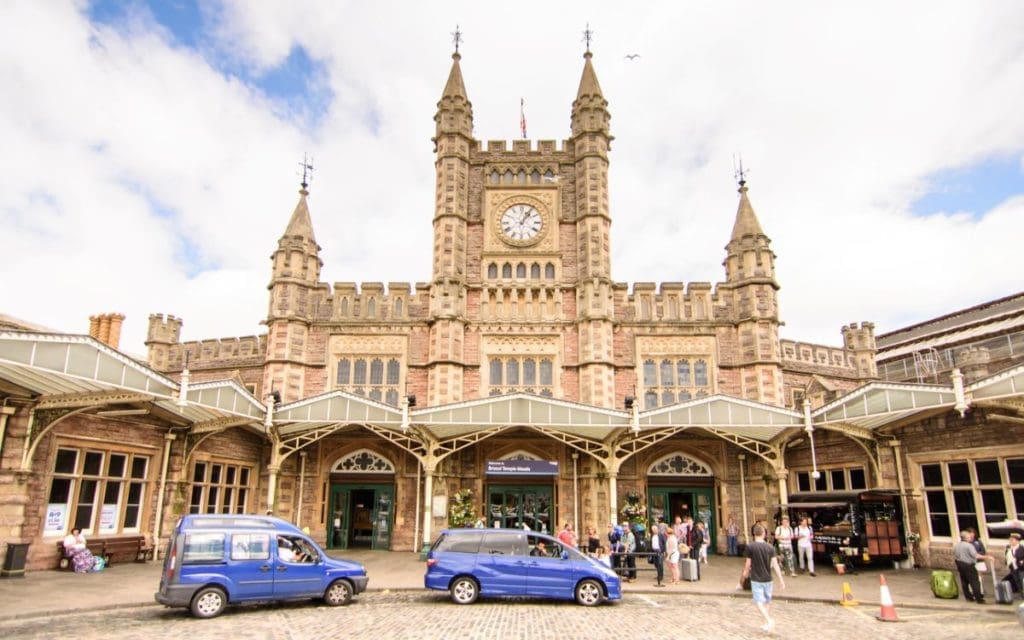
[1, 591, 1018, 640]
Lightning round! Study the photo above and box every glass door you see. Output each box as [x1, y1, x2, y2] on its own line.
[328, 486, 350, 549]
[371, 486, 393, 550]
[487, 485, 553, 533]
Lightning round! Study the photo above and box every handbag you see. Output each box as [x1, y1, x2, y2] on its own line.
[679, 543, 690, 555]
[976, 560, 988, 573]
[741, 575, 752, 591]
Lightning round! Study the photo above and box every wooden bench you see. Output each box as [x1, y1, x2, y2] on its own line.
[57, 535, 153, 570]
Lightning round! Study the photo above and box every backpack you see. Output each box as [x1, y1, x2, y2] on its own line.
[930, 569, 959, 599]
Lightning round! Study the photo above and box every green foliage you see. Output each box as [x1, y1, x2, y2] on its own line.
[448, 488, 477, 528]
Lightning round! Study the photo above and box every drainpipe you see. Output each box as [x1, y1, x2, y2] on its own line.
[608, 471, 618, 527]
[296, 451, 307, 528]
[571, 452, 580, 535]
[738, 454, 749, 544]
[152, 432, 176, 562]
[413, 460, 421, 552]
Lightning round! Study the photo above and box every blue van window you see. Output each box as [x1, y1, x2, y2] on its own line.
[231, 533, 270, 560]
[182, 532, 225, 564]
[435, 531, 484, 554]
[481, 531, 525, 556]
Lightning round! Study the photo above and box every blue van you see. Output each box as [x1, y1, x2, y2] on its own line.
[424, 528, 621, 606]
[155, 514, 368, 618]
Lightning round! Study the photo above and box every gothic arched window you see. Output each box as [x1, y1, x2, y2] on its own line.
[545, 263, 555, 279]
[488, 263, 498, 279]
[539, 359, 553, 385]
[386, 359, 400, 385]
[366, 298, 376, 318]
[337, 359, 350, 385]
[370, 358, 384, 385]
[530, 263, 540, 279]
[393, 298, 403, 317]
[677, 360, 691, 386]
[660, 359, 674, 385]
[506, 360, 519, 385]
[523, 359, 536, 385]
[644, 391, 658, 409]
[662, 390, 675, 406]
[385, 389, 399, 406]
[694, 360, 709, 387]
[353, 359, 367, 385]
[516, 263, 526, 278]
[643, 359, 657, 386]
[502, 263, 512, 278]
[490, 359, 503, 385]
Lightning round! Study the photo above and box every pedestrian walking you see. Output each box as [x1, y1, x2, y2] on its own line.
[795, 517, 815, 576]
[954, 529, 992, 603]
[774, 516, 797, 577]
[739, 523, 786, 633]
[650, 523, 667, 585]
[726, 516, 739, 556]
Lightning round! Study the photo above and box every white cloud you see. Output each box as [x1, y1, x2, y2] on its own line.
[1, 0, 1023, 356]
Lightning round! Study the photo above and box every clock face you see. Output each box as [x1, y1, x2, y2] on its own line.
[499, 204, 543, 244]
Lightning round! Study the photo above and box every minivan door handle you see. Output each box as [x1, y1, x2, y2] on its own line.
[259, 564, 271, 573]
[276, 565, 288, 572]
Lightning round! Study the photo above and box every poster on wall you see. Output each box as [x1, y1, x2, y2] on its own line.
[100, 505, 118, 531]
[45, 504, 67, 532]
[432, 495, 448, 518]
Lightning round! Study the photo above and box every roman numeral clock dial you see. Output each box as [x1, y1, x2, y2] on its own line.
[499, 204, 543, 245]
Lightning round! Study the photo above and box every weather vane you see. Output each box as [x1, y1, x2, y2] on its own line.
[452, 24, 463, 53]
[582, 23, 593, 53]
[299, 153, 314, 190]
[733, 154, 749, 187]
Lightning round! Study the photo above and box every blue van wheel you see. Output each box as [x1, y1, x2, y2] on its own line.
[190, 586, 227, 618]
[450, 576, 479, 605]
[324, 579, 353, 606]
[575, 579, 602, 606]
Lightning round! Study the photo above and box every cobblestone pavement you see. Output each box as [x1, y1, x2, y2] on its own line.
[1, 591, 1019, 640]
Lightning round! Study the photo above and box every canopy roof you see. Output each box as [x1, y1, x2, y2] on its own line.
[2, 331, 1021, 458]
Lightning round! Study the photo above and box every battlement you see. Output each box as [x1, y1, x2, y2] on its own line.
[325, 282, 431, 321]
[841, 321, 876, 350]
[618, 282, 722, 322]
[781, 339, 857, 371]
[166, 334, 267, 371]
[476, 139, 570, 156]
[146, 313, 182, 345]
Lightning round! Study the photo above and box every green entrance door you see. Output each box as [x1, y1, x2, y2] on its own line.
[648, 486, 716, 553]
[487, 485, 553, 534]
[328, 483, 394, 550]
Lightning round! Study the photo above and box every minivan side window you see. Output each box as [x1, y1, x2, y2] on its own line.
[481, 531, 525, 555]
[231, 533, 270, 560]
[435, 532, 484, 554]
[182, 532, 225, 564]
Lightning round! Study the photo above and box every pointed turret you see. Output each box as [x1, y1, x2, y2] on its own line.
[571, 52, 611, 139]
[724, 179, 775, 283]
[270, 185, 322, 285]
[433, 52, 474, 144]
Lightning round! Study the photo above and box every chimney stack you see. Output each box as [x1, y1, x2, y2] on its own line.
[88, 313, 126, 350]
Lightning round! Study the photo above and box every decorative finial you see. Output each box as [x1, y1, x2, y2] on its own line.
[298, 153, 314, 190]
[582, 23, 594, 54]
[733, 154, 749, 188]
[451, 24, 463, 54]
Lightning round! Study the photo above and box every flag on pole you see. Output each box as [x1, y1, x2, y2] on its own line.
[520, 98, 527, 139]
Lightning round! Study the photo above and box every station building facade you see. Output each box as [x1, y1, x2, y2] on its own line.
[1, 50, 1022, 571]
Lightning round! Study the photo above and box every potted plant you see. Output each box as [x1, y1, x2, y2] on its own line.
[831, 552, 847, 574]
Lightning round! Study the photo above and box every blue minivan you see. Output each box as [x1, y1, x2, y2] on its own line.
[155, 514, 368, 618]
[424, 528, 621, 606]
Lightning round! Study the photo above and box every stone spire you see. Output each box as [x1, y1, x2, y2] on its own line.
[271, 184, 322, 284]
[729, 180, 765, 242]
[282, 186, 317, 246]
[434, 52, 473, 142]
[724, 179, 776, 284]
[571, 51, 611, 138]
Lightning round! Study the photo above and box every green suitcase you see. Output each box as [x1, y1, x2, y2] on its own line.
[931, 569, 959, 599]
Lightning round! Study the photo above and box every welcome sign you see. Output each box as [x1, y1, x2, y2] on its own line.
[486, 460, 559, 475]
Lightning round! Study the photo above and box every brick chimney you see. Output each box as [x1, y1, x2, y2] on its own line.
[88, 313, 126, 350]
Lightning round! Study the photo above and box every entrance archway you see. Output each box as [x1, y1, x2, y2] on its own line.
[327, 449, 395, 550]
[485, 450, 555, 534]
[646, 452, 717, 552]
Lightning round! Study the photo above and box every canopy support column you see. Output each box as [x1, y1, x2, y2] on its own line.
[421, 455, 439, 553]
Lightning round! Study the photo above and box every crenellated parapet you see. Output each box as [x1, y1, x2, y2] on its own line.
[324, 282, 430, 322]
[165, 335, 267, 372]
[618, 282, 724, 323]
[781, 339, 858, 373]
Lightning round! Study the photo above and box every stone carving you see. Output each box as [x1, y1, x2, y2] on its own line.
[332, 449, 395, 474]
[648, 452, 712, 477]
[500, 450, 541, 461]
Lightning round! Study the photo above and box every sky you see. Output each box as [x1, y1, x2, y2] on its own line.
[1, 0, 1023, 355]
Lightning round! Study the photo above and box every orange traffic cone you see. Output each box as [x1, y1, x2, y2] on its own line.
[840, 582, 858, 606]
[876, 574, 899, 622]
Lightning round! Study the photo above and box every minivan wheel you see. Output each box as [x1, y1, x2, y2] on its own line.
[324, 579, 353, 606]
[190, 586, 227, 618]
[575, 579, 603, 606]
[450, 576, 479, 604]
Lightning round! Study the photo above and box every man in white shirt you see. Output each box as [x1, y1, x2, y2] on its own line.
[774, 516, 797, 577]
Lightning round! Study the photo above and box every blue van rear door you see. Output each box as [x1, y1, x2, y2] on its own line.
[479, 531, 527, 596]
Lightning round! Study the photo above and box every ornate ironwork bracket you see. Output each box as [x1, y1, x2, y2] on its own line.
[701, 427, 780, 465]
[528, 425, 609, 461]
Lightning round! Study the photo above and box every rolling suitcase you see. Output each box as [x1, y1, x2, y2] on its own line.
[994, 570, 1014, 605]
[930, 569, 959, 599]
[680, 557, 699, 581]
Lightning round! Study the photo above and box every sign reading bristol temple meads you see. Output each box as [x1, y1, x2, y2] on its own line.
[1, 42, 1022, 573]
